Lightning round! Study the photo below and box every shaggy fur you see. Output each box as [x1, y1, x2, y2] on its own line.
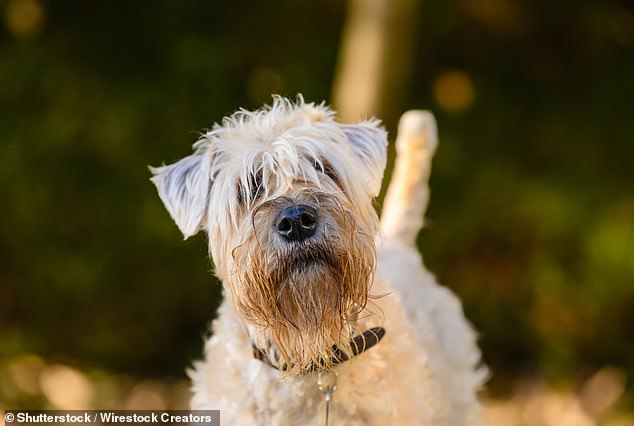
[151, 96, 486, 425]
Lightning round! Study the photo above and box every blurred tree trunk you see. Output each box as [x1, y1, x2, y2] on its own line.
[332, 0, 422, 127]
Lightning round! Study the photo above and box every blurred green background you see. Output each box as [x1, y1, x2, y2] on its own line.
[0, 0, 633, 423]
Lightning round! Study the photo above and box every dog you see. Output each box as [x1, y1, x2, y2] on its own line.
[151, 96, 486, 425]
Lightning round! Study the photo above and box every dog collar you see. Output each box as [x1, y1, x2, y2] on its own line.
[252, 327, 386, 372]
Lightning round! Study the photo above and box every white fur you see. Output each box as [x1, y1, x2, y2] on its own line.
[152, 97, 486, 425]
[153, 97, 386, 280]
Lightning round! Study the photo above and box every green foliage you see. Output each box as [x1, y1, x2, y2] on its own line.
[414, 1, 634, 392]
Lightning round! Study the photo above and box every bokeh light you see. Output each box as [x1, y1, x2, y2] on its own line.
[432, 69, 475, 113]
[39, 365, 94, 409]
[4, 0, 44, 40]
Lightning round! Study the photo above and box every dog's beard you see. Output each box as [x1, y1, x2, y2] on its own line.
[230, 193, 376, 375]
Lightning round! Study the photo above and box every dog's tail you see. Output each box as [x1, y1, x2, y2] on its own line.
[380, 110, 438, 247]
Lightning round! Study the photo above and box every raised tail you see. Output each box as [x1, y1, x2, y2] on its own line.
[380, 110, 438, 247]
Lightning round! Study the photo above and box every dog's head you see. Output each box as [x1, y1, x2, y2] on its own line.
[151, 96, 387, 374]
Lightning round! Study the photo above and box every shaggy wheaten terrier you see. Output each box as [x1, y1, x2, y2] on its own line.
[151, 97, 486, 425]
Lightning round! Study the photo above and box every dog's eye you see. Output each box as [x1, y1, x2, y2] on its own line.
[251, 173, 264, 200]
[237, 171, 264, 205]
[317, 161, 341, 188]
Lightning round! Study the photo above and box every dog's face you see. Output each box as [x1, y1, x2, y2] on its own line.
[151, 98, 387, 374]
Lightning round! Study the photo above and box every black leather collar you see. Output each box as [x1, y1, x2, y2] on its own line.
[253, 327, 386, 373]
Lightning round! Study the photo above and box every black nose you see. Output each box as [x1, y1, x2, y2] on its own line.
[277, 205, 319, 241]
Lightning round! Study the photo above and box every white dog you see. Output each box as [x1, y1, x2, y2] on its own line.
[151, 97, 486, 425]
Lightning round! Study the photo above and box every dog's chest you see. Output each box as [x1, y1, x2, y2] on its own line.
[251, 359, 399, 426]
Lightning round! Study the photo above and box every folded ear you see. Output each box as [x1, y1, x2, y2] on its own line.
[339, 120, 388, 197]
[150, 142, 214, 239]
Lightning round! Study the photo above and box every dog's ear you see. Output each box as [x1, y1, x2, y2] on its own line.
[339, 120, 388, 197]
[150, 141, 214, 239]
